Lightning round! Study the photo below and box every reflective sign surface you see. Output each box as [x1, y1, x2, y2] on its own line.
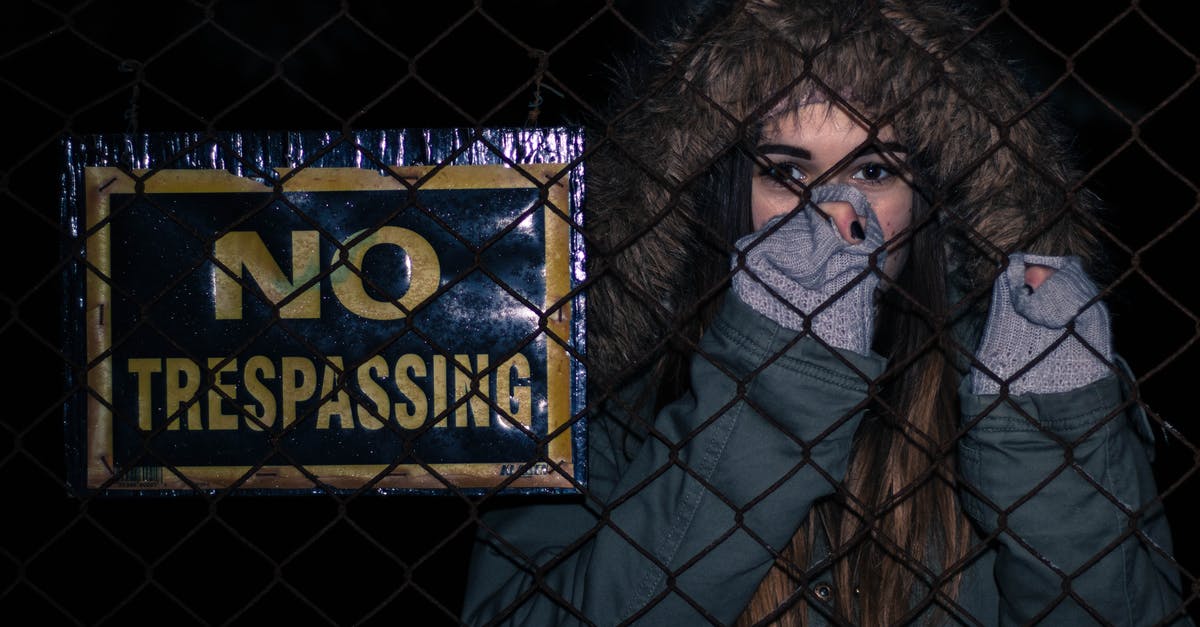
[61, 128, 587, 496]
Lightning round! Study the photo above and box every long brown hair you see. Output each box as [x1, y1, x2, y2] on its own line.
[735, 189, 974, 626]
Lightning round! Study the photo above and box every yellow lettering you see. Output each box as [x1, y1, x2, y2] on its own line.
[243, 355, 276, 431]
[316, 357, 353, 429]
[355, 355, 389, 430]
[497, 353, 531, 428]
[206, 357, 239, 430]
[123, 351, 531, 434]
[165, 358, 201, 430]
[213, 231, 321, 319]
[330, 227, 440, 320]
[281, 356, 316, 428]
[433, 354, 448, 428]
[394, 353, 427, 429]
[127, 358, 162, 430]
[454, 354, 489, 428]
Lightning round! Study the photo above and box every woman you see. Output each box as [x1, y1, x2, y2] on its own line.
[462, 0, 1190, 624]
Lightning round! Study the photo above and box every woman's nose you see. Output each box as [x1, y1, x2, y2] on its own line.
[1025, 264, 1054, 290]
[816, 200, 867, 243]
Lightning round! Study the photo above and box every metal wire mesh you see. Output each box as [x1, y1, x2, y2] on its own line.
[2, 0, 1197, 624]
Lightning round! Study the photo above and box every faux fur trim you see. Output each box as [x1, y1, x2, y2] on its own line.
[584, 0, 1105, 387]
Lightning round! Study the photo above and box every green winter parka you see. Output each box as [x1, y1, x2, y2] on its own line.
[461, 294, 1190, 626]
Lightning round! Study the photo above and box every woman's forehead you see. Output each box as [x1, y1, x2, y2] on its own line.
[762, 103, 898, 146]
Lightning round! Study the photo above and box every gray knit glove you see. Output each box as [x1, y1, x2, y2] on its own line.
[970, 253, 1113, 395]
[731, 184, 886, 356]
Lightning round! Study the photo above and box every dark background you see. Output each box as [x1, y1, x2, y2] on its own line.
[2, 0, 1196, 624]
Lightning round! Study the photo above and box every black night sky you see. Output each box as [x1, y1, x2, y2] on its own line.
[2, 1, 1197, 624]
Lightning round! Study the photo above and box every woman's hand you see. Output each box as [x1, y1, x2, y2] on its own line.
[970, 253, 1113, 395]
[730, 183, 886, 356]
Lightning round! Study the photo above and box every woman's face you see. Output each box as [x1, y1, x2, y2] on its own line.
[751, 103, 914, 277]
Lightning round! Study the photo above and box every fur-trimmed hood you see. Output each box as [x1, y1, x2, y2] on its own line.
[584, 0, 1105, 388]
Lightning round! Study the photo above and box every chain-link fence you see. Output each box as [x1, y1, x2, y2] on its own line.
[3, 0, 1197, 624]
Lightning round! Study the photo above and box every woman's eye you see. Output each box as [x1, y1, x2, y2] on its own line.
[852, 162, 893, 183]
[760, 162, 805, 184]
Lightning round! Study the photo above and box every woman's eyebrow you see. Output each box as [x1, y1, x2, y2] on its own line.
[851, 141, 909, 159]
[755, 144, 811, 160]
